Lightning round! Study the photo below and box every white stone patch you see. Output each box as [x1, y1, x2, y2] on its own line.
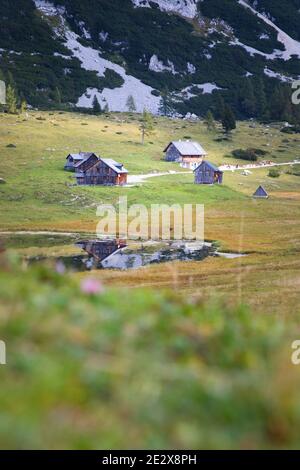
[78, 21, 91, 40]
[131, 0, 198, 18]
[259, 33, 270, 40]
[53, 52, 72, 60]
[33, 0, 161, 113]
[239, 0, 300, 60]
[264, 67, 293, 83]
[230, 38, 283, 59]
[149, 55, 178, 74]
[187, 62, 196, 74]
[99, 31, 109, 42]
[177, 83, 222, 100]
[33, 0, 65, 15]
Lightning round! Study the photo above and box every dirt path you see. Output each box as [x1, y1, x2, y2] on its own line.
[127, 170, 191, 185]
[220, 160, 300, 172]
[0, 231, 84, 236]
[127, 161, 300, 184]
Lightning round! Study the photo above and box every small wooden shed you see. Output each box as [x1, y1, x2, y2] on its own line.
[194, 160, 223, 185]
[253, 186, 269, 198]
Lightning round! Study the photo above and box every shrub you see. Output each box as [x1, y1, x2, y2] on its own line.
[231, 148, 258, 161]
[268, 168, 280, 178]
[281, 125, 300, 134]
[286, 165, 300, 177]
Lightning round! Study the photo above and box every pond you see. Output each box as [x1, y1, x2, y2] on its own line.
[0, 232, 246, 272]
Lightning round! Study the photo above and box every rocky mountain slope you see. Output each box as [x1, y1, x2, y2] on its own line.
[0, 0, 300, 118]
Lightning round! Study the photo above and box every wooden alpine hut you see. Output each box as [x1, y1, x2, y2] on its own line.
[194, 160, 223, 185]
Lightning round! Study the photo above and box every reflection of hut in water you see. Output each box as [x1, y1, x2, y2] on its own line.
[76, 239, 127, 264]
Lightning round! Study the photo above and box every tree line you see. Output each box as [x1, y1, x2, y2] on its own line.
[0, 69, 27, 114]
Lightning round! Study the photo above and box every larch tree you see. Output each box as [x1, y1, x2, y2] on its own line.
[140, 109, 155, 145]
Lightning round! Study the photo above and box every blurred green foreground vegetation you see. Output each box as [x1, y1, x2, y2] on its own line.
[1, 253, 300, 450]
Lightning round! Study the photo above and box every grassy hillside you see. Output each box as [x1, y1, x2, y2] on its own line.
[0, 110, 299, 232]
[1, 253, 300, 449]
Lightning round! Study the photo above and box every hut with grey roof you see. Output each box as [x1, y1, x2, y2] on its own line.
[164, 140, 207, 169]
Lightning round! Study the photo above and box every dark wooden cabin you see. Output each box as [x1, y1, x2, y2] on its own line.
[75, 158, 128, 186]
[164, 140, 207, 169]
[194, 160, 223, 185]
[64, 152, 98, 171]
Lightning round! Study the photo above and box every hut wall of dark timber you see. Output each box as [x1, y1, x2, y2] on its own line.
[76, 159, 127, 186]
[165, 144, 182, 162]
[76, 154, 99, 172]
[194, 161, 223, 185]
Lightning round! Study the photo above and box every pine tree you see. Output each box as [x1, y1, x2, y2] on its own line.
[240, 79, 256, 117]
[6, 71, 16, 89]
[20, 98, 27, 114]
[6, 85, 17, 114]
[255, 78, 269, 120]
[126, 95, 136, 112]
[270, 86, 285, 120]
[92, 95, 102, 114]
[214, 94, 226, 121]
[140, 109, 155, 145]
[204, 110, 216, 131]
[54, 87, 62, 105]
[222, 105, 236, 134]
[159, 87, 173, 117]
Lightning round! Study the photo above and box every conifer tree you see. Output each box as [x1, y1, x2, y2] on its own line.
[222, 105, 236, 134]
[240, 79, 256, 117]
[92, 95, 102, 114]
[54, 87, 62, 105]
[255, 78, 269, 120]
[20, 98, 27, 114]
[126, 95, 136, 112]
[159, 87, 173, 117]
[6, 84, 17, 114]
[214, 94, 226, 121]
[140, 109, 155, 145]
[204, 110, 216, 131]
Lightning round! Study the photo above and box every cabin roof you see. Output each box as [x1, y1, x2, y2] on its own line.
[253, 185, 268, 198]
[101, 158, 128, 174]
[67, 152, 95, 161]
[194, 160, 223, 173]
[164, 141, 207, 156]
[74, 154, 99, 170]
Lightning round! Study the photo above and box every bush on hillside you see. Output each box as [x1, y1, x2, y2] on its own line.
[268, 168, 281, 178]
